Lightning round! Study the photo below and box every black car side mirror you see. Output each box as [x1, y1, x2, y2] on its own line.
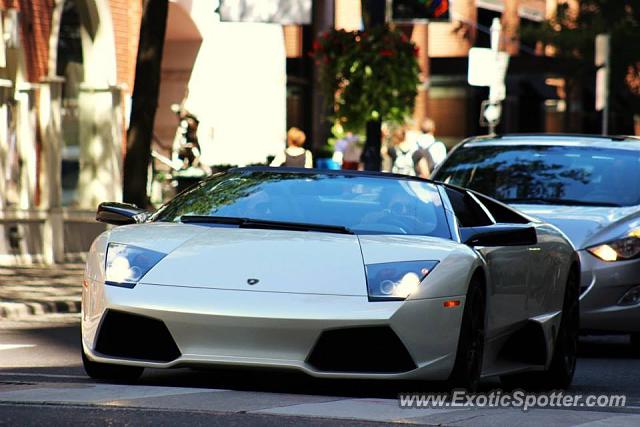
[96, 202, 151, 226]
[460, 225, 537, 247]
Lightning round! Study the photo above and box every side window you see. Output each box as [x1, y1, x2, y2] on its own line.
[472, 192, 530, 224]
[444, 188, 493, 227]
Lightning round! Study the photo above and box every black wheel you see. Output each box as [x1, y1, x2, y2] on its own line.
[447, 276, 486, 392]
[501, 267, 579, 390]
[82, 349, 144, 382]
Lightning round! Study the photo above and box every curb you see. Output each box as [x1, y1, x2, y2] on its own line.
[0, 262, 84, 320]
[0, 299, 81, 320]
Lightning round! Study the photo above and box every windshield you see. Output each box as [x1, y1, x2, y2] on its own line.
[152, 170, 450, 238]
[435, 144, 640, 207]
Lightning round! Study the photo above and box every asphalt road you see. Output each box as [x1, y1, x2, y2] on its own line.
[1, 315, 640, 426]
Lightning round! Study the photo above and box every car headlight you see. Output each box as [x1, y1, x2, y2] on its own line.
[105, 243, 166, 288]
[587, 229, 640, 262]
[366, 260, 438, 301]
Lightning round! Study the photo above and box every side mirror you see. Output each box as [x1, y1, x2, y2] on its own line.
[96, 202, 150, 226]
[460, 225, 537, 247]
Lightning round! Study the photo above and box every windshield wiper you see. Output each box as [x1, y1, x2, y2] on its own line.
[180, 215, 354, 235]
[501, 198, 621, 207]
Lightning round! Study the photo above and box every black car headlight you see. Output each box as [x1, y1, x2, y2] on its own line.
[105, 243, 166, 288]
[366, 260, 438, 301]
[587, 229, 640, 262]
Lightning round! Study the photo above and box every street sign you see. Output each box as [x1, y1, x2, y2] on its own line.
[468, 47, 509, 89]
[596, 67, 607, 112]
[217, 0, 312, 24]
[471, 18, 509, 133]
[595, 33, 610, 68]
[595, 34, 610, 112]
[595, 33, 610, 134]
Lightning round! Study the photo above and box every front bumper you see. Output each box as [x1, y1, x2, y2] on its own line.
[579, 250, 640, 333]
[82, 280, 465, 380]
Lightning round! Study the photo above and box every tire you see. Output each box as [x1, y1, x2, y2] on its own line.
[82, 349, 144, 382]
[447, 276, 486, 392]
[501, 267, 579, 391]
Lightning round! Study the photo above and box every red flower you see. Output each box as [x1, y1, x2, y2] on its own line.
[413, 46, 420, 57]
[312, 39, 322, 52]
[400, 33, 408, 43]
[380, 49, 394, 57]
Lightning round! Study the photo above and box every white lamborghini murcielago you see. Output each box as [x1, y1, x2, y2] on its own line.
[82, 167, 579, 390]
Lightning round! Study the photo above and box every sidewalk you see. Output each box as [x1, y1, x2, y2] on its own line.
[0, 263, 83, 319]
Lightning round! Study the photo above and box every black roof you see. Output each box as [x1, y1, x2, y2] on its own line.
[464, 133, 635, 143]
[229, 166, 440, 185]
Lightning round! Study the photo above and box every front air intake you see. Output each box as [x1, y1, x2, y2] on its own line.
[95, 310, 181, 362]
[307, 326, 416, 373]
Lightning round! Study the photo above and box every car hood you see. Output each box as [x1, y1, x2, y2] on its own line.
[513, 204, 640, 249]
[107, 223, 465, 296]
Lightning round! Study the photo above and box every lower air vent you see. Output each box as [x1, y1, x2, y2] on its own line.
[499, 321, 547, 366]
[95, 310, 181, 362]
[307, 326, 416, 373]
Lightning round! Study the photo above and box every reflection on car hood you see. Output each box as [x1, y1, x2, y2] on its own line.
[512, 204, 640, 249]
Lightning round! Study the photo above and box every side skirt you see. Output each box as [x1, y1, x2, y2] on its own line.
[481, 311, 561, 377]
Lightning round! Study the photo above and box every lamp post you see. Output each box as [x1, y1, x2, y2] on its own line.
[486, 17, 505, 135]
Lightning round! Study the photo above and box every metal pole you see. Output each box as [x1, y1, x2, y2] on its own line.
[490, 17, 501, 52]
[602, 49, 610, 136]
[488, 18, 501, 134]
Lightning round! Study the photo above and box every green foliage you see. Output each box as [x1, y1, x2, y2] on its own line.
[521, 0, 640, 109]
[311, 26, 421, 131]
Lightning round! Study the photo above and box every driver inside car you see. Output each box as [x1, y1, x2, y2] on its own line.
[358, 187, 419, 234]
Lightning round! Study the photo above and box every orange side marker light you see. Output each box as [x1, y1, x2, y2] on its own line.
[443, 300, 461, 308]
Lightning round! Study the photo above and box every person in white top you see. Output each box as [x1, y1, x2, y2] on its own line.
[270, 127, 313, 168]
[416, 118, 447, 170]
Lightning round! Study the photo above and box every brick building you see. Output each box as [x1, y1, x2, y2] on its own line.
[0, 0, 141, 264]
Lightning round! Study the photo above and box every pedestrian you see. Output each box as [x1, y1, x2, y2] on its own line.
[388, 126, 431, 178]
[416, 118, 447, 170]
[332, 132, 362, 170]
[380, 122, 393, 172]
[270, 127, 313, 168]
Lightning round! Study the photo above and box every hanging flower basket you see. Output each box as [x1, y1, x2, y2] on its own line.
[311, 26, 421, 132]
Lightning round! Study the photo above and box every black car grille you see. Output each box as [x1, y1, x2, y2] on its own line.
[95, 310, 181, 362]
[306, 326, 416, 373]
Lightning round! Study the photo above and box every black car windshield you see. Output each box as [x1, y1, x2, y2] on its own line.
[151, 170, 451, 238]
[435, 144, 640, 207]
